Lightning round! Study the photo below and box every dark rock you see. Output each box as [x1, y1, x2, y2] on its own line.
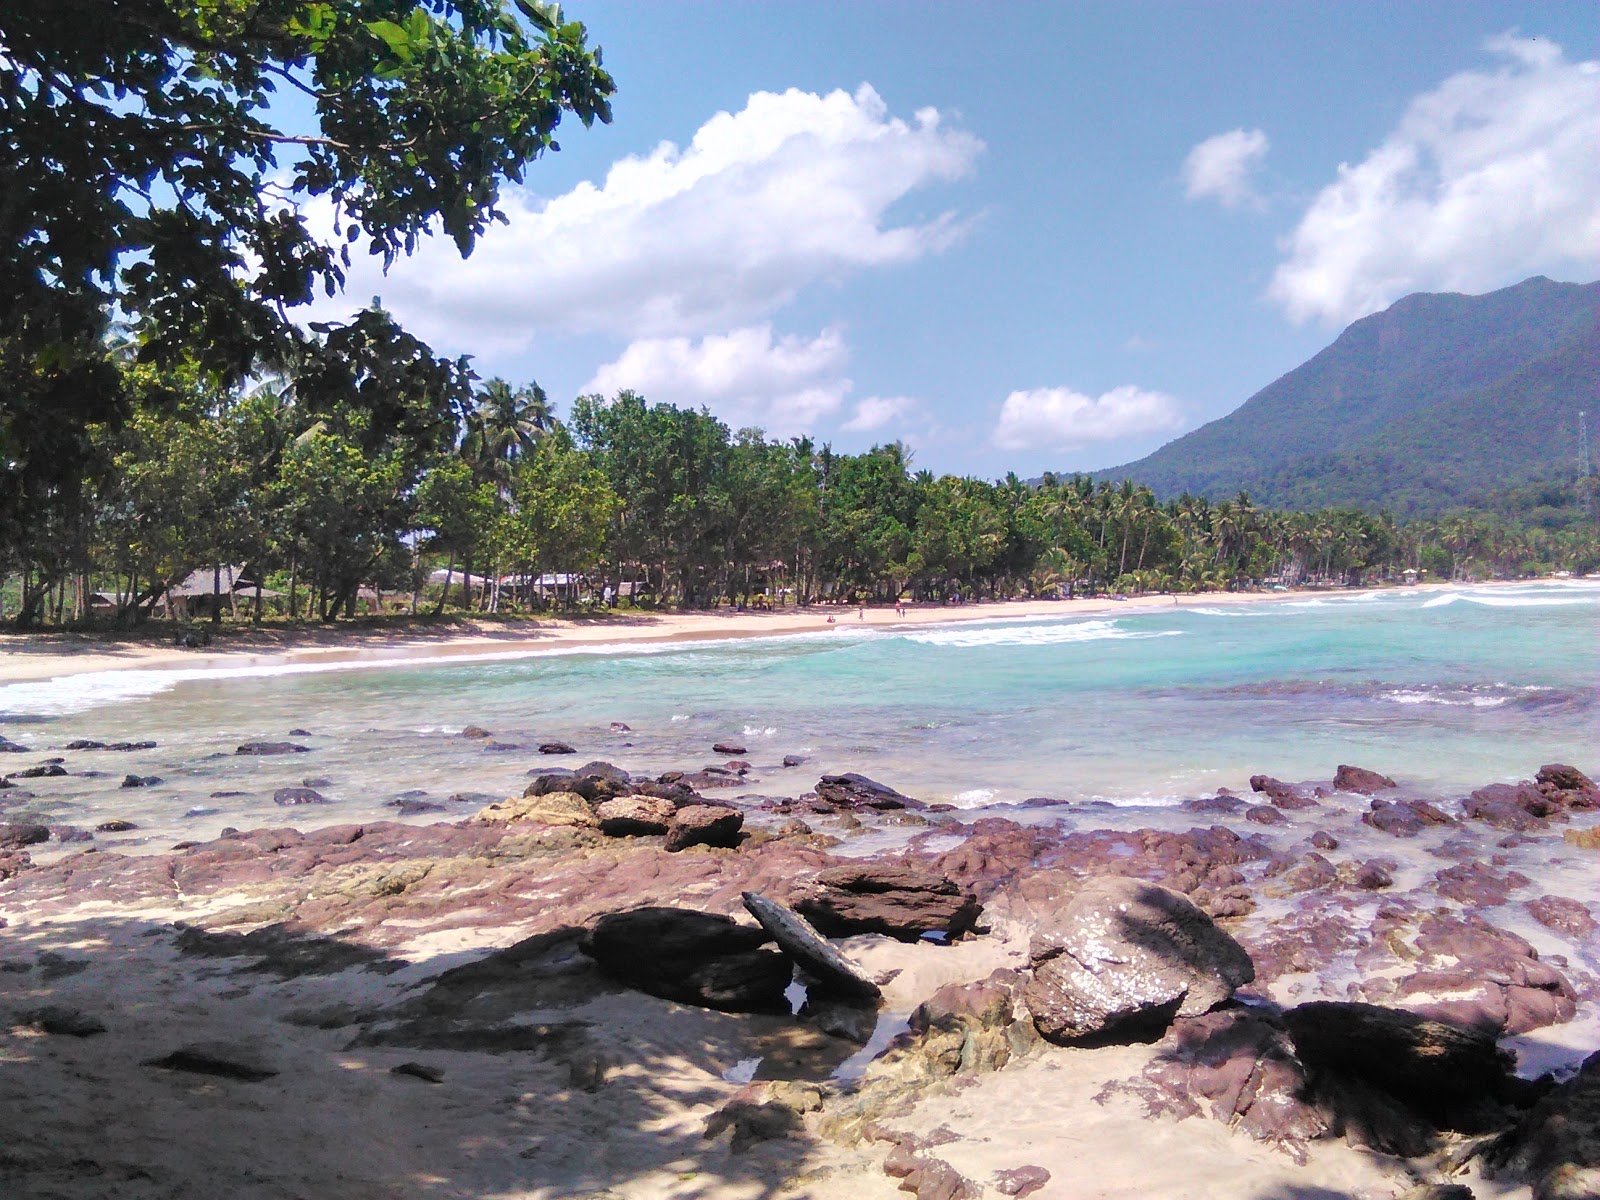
[1263, 853, 1336, 896]
[302, 777, 333, 788]
[992, 1166, 1051, 1197]
[481, 741, 522, 752]
[1526, 895, 1597, 939]
[0, 822, 50, 849]
[391, 1061, 445, 1083]
[95, 819, 138, 833]
[1537, 762, 1599, 808]
[273, 787, 329, 806]
[1338, 859, 1394, 890]
[565, 761, 633, 802]
[816, 773, 924, 811]
[0, 737, 28, 752]
[21, 1005, 107, 1037]
[106, 741, 157, 751]
[712, 742, 747, 756]
[1335, 764, 1397, 794]
[793, 865, 982, 942]
[742, 891, 880, 1000]
[595, 795, 677, 836]
[458, 725, 492, 738]
[50, 825, 93, 843]
[1024, 877, 1254, 1045]
[782, 754, 805, 767]
[1244, 804, 1287, 826]
[1363, 798, 1443, 837]
[1182, 794, 1246, 815]
[582, 906, 790, 1012]
[1398, 1188, 1476, 1200]
[1434, 861, 1530, 906]
[145, 1040, 279, 1081]
[704, 1097, 803, 1151]
[1487, 1047, 1600, 1200]
[523, 768, 576, 795]
[235, 742, 310, 755]
[391, 798, 447, 816]
[287, 729, 312, 737]
[1309, 830, 1339, 851]
[1250, 775, 1319, 809]
[664, 804, 744, 852]
[120, 774, 161, 788]
[609, 722, 631, 732]
[539, 741, 577, 755]
[63, 739, 106, 750]
[12, 763, 67, 778]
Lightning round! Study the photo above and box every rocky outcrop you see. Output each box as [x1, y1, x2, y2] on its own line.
[582, 906, 790, 1012]
[1334, 764, 1397, 794]
[1023, 877, 1254, 1044]
[1249, 775, 1321, 809]
[594, 795, 677, 837]
[664, 803, 743, 852]
[815, 773, 924, 811]
[473, 791, 597, 828]
[1487, 1047, 1600, 1200]
[792, 864, 982, 942]
[273, 787, 328, 806]
[1363, 797, 1455, 837]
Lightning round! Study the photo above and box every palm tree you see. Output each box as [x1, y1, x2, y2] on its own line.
[463, 378, 553, 489]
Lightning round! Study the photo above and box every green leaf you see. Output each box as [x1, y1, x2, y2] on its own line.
[513, 0, 561, 31]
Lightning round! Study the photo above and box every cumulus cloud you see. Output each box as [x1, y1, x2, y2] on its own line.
[310, 85, 981, 352]
[582, 324, 853, 435]
[1183, 128, 1271, 210]
[841, 395, 918, 433]
[992, 386, 1185, 452]
[1270, 35, 1600, 325]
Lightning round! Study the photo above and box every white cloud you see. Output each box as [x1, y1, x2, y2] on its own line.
[1270, 35, 1600, 325]
[1183, 128, 1270, 210]
[992, 386, 1185, 451]
[312, 84, 981, 352]
[582, 324, 852, 435]
[841, 395, 917, 433]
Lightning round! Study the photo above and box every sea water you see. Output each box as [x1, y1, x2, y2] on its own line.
[0, 581, 1595, 852]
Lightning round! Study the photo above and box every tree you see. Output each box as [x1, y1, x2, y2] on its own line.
[0, 0, 613, 622]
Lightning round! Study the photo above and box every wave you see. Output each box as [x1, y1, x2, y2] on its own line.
[1186, 606, 1267, 618]
[900, 619, 1183, 649]
[1421, 591, 1599, 609]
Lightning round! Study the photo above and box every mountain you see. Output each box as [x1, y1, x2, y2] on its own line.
[1099, 276, 1600, 515]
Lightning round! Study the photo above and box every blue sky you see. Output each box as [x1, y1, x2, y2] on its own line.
[310, 2, 1600, 477]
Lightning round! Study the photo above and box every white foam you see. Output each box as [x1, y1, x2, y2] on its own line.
[741, 725, 777, 737]
[1187, 606, 1265, 618]
[1381, 689, 1509, 709]
[1423, 590, 1596, 609]
[901, 619, 1183, 648]
[950, 787, 997, 807]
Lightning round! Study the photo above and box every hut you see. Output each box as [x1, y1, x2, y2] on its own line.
[163, 565, 278, 620]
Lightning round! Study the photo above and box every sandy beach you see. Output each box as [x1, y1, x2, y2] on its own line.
[0, 586, 1420, 686]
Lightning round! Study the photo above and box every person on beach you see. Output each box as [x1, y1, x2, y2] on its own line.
[896, 599, 905, 617]
[858, 603, 865, 621]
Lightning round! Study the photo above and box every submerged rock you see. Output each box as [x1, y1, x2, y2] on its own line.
[1334, 764, 1397, 794]
[236, 742, 310, 756]
[1023, 877, 1254, 1045]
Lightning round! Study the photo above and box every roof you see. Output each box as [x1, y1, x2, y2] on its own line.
[167, 566, 263, 597]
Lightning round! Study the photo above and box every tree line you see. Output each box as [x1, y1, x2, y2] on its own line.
[5, 355, 1597, 628]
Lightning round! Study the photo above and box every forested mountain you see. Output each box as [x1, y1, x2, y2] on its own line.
[1101, 276, 1600, 515]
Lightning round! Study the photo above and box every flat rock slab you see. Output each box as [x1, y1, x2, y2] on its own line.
[145, 1040, 279, 1081]
[742, 891, 880, 1001]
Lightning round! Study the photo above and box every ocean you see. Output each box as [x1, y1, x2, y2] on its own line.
[1, 581, 1596, 852]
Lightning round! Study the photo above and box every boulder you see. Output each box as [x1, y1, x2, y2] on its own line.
[120, 774, 161, 788]
[22, 1005, 107, 1037]
[0, 823, 50, 849]
[712, 742, 747, 756]
[567, 761, 633, 802]
[474, 791, 597, 828]
[1537, 763, 1599, 809]
[144, 1040, 279, 1081]
[1249, 775, 1320, 809]
[594, 795, 677, 837]
[742, 891, 880, 1000]
[815, 773, 924, 811]
[95, 819, 139, 833]
[12, 763, 67, 778]
[1023, 877, 1254, 1044]
[538, 741, 577, 755]
[1363, 797, 1454, 837]
[1244, 804, 1287, 826]
[235, 742, 310, 755]
[1334, 764, 1396, 794]
[273, 787, 329, 806]
[793, 864, 982, 942]
[665, 804, 744, 852]
[583, 906, 790, 1012]
[782, 754, 805, 768]
[1526, 895, 1597, 939]
[458, 725, 492, 739]
[1488, 1047, 1600, 1200]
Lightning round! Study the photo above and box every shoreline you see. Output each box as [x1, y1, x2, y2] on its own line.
[0, 580, 1489, 687]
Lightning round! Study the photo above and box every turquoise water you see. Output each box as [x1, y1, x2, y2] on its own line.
[1, 582, 1595, 848]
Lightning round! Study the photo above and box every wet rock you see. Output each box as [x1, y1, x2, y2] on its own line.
[1398, 1188, 1476, 1200]
[21, 1005, 107, 1037]
[62, 739, 105, 750]
[1433, 861, 1530, 906]
[567, 761, 633, 803]
[1337, 859, 1394, 890]
[1526, 895, 1597, 939]
[273, 787, 329, 806]
[712, 742, 747, 756]
[742, 891, 880, 1000]
[1537, 763, 1600, 810]
[391, 798, 446, 815]
[992, 1166, 1051, 1197]
[1335, 764, 1397, 794]
[0, 823, 50, 849]
[1464, 783, 1562, 829]
[145, 1040, 279, 1081]
[594, 795, 677, 837]
[1263, 853, 1336, 896]
[1487, 1047, 1600, 1200]
[664, 804, 744, 852]
[236, 742, 310, 755]
[120, 774, 161, 788]
[474, 791, 597, 828]
[1363, 797, 1452, 837]
[391, 1061, 445, 1083]
[12, 763, 67, 779]
[50, 825, 93, 843]
[1024, 877, 1255, 1045]
[793, 864, 982, 942]
[538, 741, 576, 755]
[95, 819, 139, 833]
[1183, 794, 1246, 815]
[1309, 830, 1339, 851]
[1250, 776, 1320, 809]
[105, 741, 157, 751]
[1244, 804, 1287, 826]
[782, 754, 805, 767]
[609, 721, 631, 732]
[582, 906, 790, 1012]
[0, 737, 28, 753]
[816, 773, 924, 811]
[458, 725, 492, 739]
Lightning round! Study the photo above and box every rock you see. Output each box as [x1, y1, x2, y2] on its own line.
[273, 787, 329, 806]
[1526, 896, 1597, 939]
[0, 823, 49, 849]
[458, 725, 492, 738]
[287, 729, 312, 737]
[1363, 798, 1431, 837]
[712, 742, 747, 756]
[391, 798, 446, 815]
[782, 754, 805, 767]
[815, 773, 924, 811]
[1488, 1047, 1600, 1200]
[236, 742, 310, 755]
[95, 819, 138, 833]
[566, 761, 633, 803]
[1337, 859, 1394, 890]
[1282, 1001, 1518, 1131]
[1464, 782, 1562, 829]
[1398, 1188, 1475, 1200]
[1335, 764, 1397, 794]
[1564, 827, 1600, 850]
[704, 1097, 803, 1151]
[582, 906, 790, 1012]
[1244, 804, 1287, 826]
[664, 804, 744, 852]
[391, 1061, 445, 1083]
[12, 763, 67, 778]
[145, 1040, 279, 1081]
[609, 722, 631, 732]
[1024, 877, 1255, 1045]
[21, 1005, 107, 1037]
[474, 791, 597, 828]
[120, 774, 161, 788]
[538, 741, 576, 755]
[523, 769, 576, 795]
[105, 741, 157, 751]
[1434, 861, 1530, 906]
[0, 737, 28, 752]
[1308, 830, 1338, 850]
[792, 864, 982, 942]
[742, 891, 880, 1000]
[893, 1156, 979, 1200]
[63, 739, 106, 750]
[1537, 763, 1599, 808]
[594, 795, 677, 837]
[992, 1166, 1051, 1197]
[1250, 775, 1319, 809]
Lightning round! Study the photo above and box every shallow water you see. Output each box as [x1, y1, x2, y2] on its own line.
[0, 581, 1596, 851]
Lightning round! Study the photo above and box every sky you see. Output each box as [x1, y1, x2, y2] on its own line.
[305, 2, 1600, 478]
